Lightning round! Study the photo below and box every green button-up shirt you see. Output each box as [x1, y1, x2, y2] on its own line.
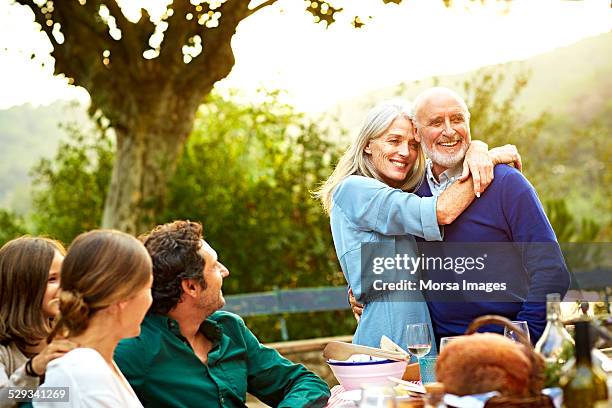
[115, 311, 330, 408]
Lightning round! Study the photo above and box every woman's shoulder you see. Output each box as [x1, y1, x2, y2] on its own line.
[46, 348, 108, 375]
[334, 175, 389, 201]
[0, 341, 26, 365]
[339, 175, 386, 190]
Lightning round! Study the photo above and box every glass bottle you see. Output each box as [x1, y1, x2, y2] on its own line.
[560, 321, 608, 407]
[535, 293, 575, 387]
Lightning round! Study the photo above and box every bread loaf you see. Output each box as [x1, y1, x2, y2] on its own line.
[436, 333, 535, 396]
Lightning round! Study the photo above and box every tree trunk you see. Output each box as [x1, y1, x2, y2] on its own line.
[101, 92, 203, 235]
[15, 0, 250, 233]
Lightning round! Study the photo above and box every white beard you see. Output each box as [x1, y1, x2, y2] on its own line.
[422, 142, 468, 169]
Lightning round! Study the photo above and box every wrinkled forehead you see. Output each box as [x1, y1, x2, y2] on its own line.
[199, 239, 218, 263]
[384, 115, 415, 134]
[417, 92, 468, 120]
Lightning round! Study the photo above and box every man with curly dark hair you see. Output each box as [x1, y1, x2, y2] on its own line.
[114, 220, 330, 408]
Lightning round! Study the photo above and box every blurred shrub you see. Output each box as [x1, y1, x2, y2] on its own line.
[27, 80, 605, 340]
[30, 123, 113, 245]
[30, 91, 355, 340]
[0, 209, 28, 247]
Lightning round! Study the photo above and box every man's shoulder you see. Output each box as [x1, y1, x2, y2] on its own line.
[491, 164, 534, 193]
[209, 310, 246, 328]
[117, 315, 163, 353]
[209, 311, 255, 344]
[494, 164, 528, 182]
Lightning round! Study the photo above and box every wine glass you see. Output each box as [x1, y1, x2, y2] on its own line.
[504, 320, 530, 344]
[406, 323, 432, 359]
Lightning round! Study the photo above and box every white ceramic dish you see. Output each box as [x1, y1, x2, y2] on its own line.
[327, 354, 408, 391]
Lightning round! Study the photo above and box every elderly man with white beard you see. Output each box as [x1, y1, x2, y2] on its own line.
[409, 87, 570, 345]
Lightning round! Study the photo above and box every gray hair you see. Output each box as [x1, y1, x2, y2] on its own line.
[314, 99, 426, 214]
[412, 87, 471, 128]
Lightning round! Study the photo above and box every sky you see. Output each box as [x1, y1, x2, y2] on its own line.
[0, 0, 611, 113]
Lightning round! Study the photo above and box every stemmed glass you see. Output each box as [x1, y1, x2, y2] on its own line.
[406, 323, 432, 360]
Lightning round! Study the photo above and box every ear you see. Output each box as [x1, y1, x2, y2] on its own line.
[181, 279, 199, 299]
[364, 141, 372, 155]
[105, 302, 122, 317]
[412, 123, 421, 143]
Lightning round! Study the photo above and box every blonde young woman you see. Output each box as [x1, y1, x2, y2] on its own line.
[0, 237, 76, 408]
[34, 230, 153, 408]
[315, 99, 517, 350]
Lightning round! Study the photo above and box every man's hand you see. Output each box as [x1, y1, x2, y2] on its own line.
[488, 144, 522, 172]
[459, 140, 492, 197]
[31, 339, 78, 376]
[348, 288, 364, 322]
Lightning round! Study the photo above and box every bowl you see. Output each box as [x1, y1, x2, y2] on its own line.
[327, 354, 408, 390]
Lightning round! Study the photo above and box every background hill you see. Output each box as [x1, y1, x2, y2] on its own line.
[0, 102, 90, 210]
[0, 32, 610, 225]
[333, 31, 612, 132]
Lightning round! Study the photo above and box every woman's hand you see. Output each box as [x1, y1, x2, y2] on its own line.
[459, 140, 493, 197]
[488, 144, 522, 172]
[348, 288, 364, 322]
[31, 339, 78, 376]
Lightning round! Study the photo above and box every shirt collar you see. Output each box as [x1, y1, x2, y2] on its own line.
[148, 313, 223, 345]
[425, 158, 463, 187]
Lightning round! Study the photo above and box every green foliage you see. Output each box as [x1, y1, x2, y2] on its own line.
[458, 69, 607, 242]
[164, 92, 346, 295]
[462, 69, 549, 158]
[28, 91, 355, 340]
[25, 77, 607, 341]
[545, 199, 600, 243]
[30, 123, 113, 244]
[0, 209, 28, 247]
[540, 108, 612, 241]
[163, 91, 354, 341]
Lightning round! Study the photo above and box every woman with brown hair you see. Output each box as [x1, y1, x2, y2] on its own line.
[34, 230, 153, 408]
[0, 237, 76, 408]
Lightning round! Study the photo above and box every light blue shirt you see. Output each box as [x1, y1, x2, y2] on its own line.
[330, 175, 441, 353]
[425, 159, 463, 197]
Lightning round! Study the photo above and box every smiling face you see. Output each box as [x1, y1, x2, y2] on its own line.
[41, 250, 64, 319]
[414, 91, 471, 174]
[364, 115, 420, 188]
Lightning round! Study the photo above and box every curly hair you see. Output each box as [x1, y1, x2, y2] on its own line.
[140, 220, 205, 315]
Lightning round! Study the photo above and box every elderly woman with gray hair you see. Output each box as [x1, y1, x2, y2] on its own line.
[315, 99, 517, 352]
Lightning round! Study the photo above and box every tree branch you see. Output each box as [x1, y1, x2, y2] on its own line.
[179, 0, 249, 90]
[157, 2, 194, 72]
[102, 0, 141, 61]
[15, 0, 58, 47]
[247, 0, 279, 17]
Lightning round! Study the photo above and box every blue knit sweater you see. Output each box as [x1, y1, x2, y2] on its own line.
[415, 165, 570, 343]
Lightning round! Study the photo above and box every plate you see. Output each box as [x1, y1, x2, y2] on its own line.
[338, 389, 362, 401]
[338, 390, 416, 402]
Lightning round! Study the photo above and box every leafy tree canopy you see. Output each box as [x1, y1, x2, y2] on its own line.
[11, 0, 515, 233]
